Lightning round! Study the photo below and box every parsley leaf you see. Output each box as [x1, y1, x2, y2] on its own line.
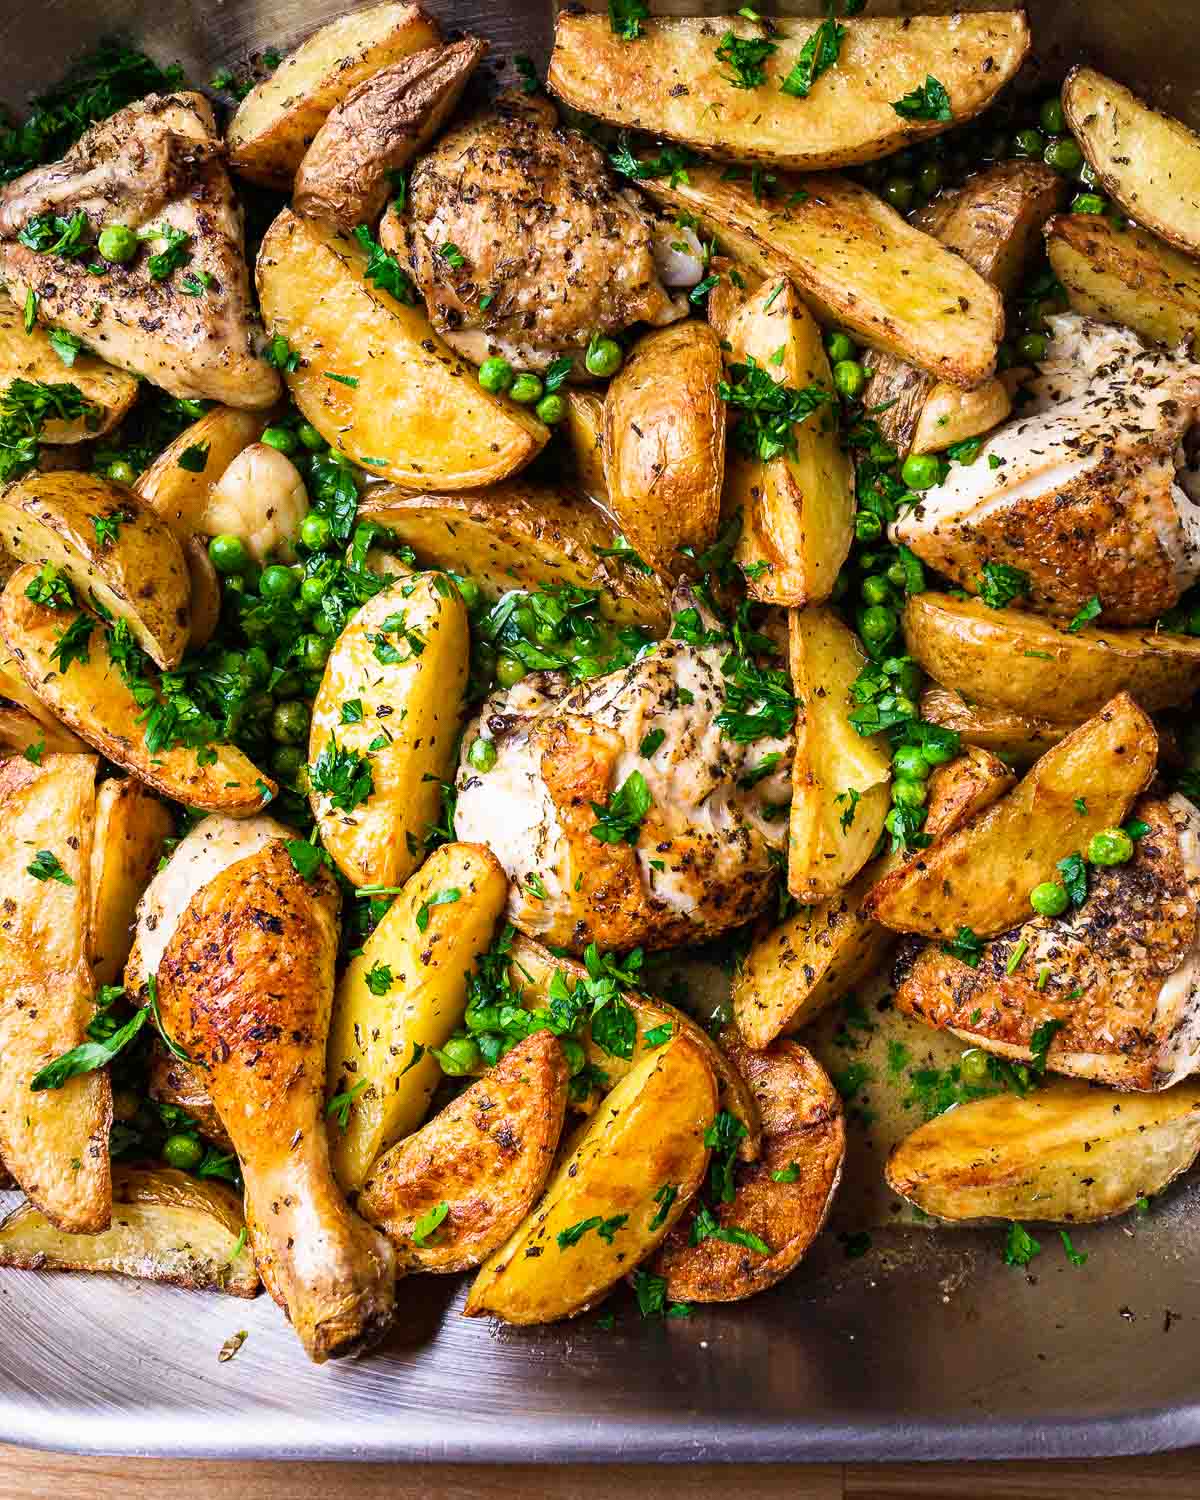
[25, 562, 75, 609]
[308, 735, 375, 813]
[977, 561, 1030, 610]
[30, 1003, 148, 1091]
[1057, 851, 1088, 907]
[891, 74, 953, 121]
[590, 770, 652, 845]
[1067, 595, 1102, 633]
[1029, 1017, 1064, 1075]
[286, 839, 326, 881]
[352, 224, 417, 304]
[715, 31, 777, 89]
[415, 887, 462, 933]
[643, 1022, 673, 1049]
[639, 727, 666, 758]
[412, 1200, 449, 1247]
[326, 1077, 368, 1130]
[609, 0, 649, 41]
[942, 926, 984, 967]
[557, 1213, 627, 1249]
[689, 1202, 770, 1255]
[177, 442, 209, 473]
[364, 961, 393, 996]
[48, 328, 86, 366]
[705, 1110, 748, 1204]
[719, 355, 834, 463]
[1002, 1221, 1041, 1268]
[49, 613, 94, 673]
[26, 849, 72, 884]
[1059, 1229, 1088, 1267]
[648, 1183, 678, 1230]
[264, 333, 300, 372]
[780, 15, 844, 98]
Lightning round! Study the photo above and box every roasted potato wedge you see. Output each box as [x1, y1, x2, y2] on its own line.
[135, 407, 269, 541]
[0, 648, 87, 751]
[227, 2, 442, 189]
[89, 777, 173, 987]
[0, 702, 84, 755]
[886, 1076, 1200, 1225]
[1063, 67, 1200, 260]
[705, 255, 762, 341]
[0, 474, 190, 669]
[327, 841, 508, 1193]
[308, 572, 467, 889]
[563, 392, 607, 506]
[721, 279, 853, 605]
[638, 168, 1003, 388]
[867, 692, 1157, 939]
[0, 1166, 258, 1295]
[0, 753, 110, 1233]
[548, 12, 1029, 170]
[0, 294, 137, 440]
[182, 535, 221, 651]
[652, 1038, 844, 1302]
[257, 210, 548, 489]
[0, 568, 275, 817]
[464, 1032, 716, 1324]
[1046, 212, 1200, 349]
[358, 1031, 568, 1272]
[602, 322, 725, 573]
[358, 484, 670, 632]
[920, 685, 1077, 765]
[788, 607, 891, 901]
[903, 591, 1200, 719]
[294, 37, 487, 232]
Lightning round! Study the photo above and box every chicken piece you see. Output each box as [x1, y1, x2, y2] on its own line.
[156, 841, 395, 1362]
[385, 95, 683, 372]
[454, 601, 793, 952]
[892, 314, 1200, 625]
[0, 93, 280, 409]
[893, 793, 1200, 1091]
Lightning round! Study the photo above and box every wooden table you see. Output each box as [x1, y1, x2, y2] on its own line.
[3, 1446, 1199, 1497]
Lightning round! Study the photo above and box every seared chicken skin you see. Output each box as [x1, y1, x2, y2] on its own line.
[893, 315, 1200, 625]
[893, 794, 1200, 1091]
[0, 93, 279, 409]
[155, 841, 395, 1362]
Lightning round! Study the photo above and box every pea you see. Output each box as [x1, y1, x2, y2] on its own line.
[1016, 332, 1047, 363]
[1013, 128, 1046, 159]
[885, 560, 910, 589]
[496, 654, 527, 688]
[1030, 880, 1069, 917]
[298, 633, 330, 672]
[1087, 827, 1134, 866]
[891, 776, 927, 809]
[833, 359, 866, 399]
[892, 745, 931, 781]
[271, 744, 305, 779]
[241, 562, 262, 595]
[1039, 96, 1066, 135]
[436, 1035, 482, 1076]
[585, 336, 623, 378]
[261, 425, 298, 455]
[302, 671, 325, 698]
[855, 511, 882, 542]
[272, 670, 302, 698]
[861, 574, 894, 607]
[478, 356, 514, 394]
[467, 735, 498, 773]
[917, 161, 942, 196]
[534, 392, 566, 425]
[533, 620, 563, 646]
[297, 421, 326, 451]
[514, 605, 537, 640]
[884, 657, 923, 698]
[900, 452, 941, 491]
[1070, 192, 1106, 214]
[107, 459, 136, 486]
[960, 1049, 990, 1084]
[825, 331, 856, 364]
[300, 512, 332, 551]
[208, 533, 248, 575]
[271, 700, 310, 744]
[860, 604, 898, 647]
[300, 575, 328, 610]
[162, 1133, 204, 1171]
[97, 223, 138, 264]
[244, 645, 271, 685]
[883, 175, 915, 213]
[260, 563, 299, 600]
[1044, 136, 1084, 174]
[498, 374, 541, 410]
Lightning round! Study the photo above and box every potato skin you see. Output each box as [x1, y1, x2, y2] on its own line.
[135, 407, 269, 541]
[89, 776, 174, 987]
[0, 293, 137, 440]
[920, 685, 1077, 766]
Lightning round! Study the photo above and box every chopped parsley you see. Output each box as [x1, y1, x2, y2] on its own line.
[942, 926, 984, 967]
[609, 0, 649, 41]
[285, 839, 326, 881]
[715, 31, 777, 89]
[438, 242, 466, 270]
[326, 1077, 369, 1130]
[1060, 1229, 1088, 1267]
[25, 562, 75, 609]
[18, 209, 90, 258]
[835, 787, 861, 832]
[264, 333, 300, 373]
[608, 133, 697, 189]
[91, 513, 123, 547]
[26, 849, 72, 884]
[49, 612, 94, 673]
[49, 328, 86, 366]
[630, 1268, 690, 1319]
[31, 1003, 148, 1091]
[643, 1022, 673, 1049]
[0, 377, 100, 482]
[415, 887, 462, 933]
[648, 1183, 678, 1230]
[590, 770, 652, 846]
[557, 1213, 628, 1249]
[308, 735, 375, 813]
[780, 13, 844, 98]
[353, 224, 417, 303]
[689, 1203, 770, 1255]
[891, 74, 952, 122]
[639, 727, 666, 758]
[177, 442, 209, 473]
[705, 1110, 748, 1204]
[719, 356, 834, 463]
[977, 561, 1030, 610]
[412, 1200, 449, 1248]
[1002, 1221, 1041, 1268]
[1029, 1017, 1064, 1075]
[364, 961, 393, 996]
[1067, 595, 1102, 633]
[771, 1162, 800, 1183]
[1057, 851, 1088, 908]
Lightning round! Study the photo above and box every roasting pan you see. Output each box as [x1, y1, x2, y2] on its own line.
[1, 0, 1199, 1465]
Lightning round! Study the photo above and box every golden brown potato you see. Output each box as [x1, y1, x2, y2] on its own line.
[358, 484, 671, 632]
[562, 392, 607, 506]
[358, 1032, 569, 1272]
[0, 647, 87, 752]
[464, 1032, 716, 1324]
[652, 1037, 844, 1302]
[886, 1077, 1200, 1225]
[0, 473, 190, 669]
[601, 322, 725, 573]
[704, 255, 762, 341]
[257, 209, 548, 489]
[0, 1166, 259, 1295]
[1046, 213, 1200, 348]
[903, 592, 1200, 719]
[0, 567, 275, 816]
[0, 703, 84, 755]
[721, 279, 853, 605]
[135, 407, 270, 541]
[89, 777, 173, 987]
[294, 38, 487, 231]
[548, 12, 1029, 170]
[920, 685, 1077, 765]
[639, 168, 1002, 389]
[227, 2, 442, 189]
[183, 535, 221, 651]
[0, 294, 137, 441]
[867, 693, 1157, 939]
[0, 753, 110, 1233]
[1063, 67, 1200, 260]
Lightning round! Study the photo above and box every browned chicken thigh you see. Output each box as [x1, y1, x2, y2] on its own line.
[155, 841, 395, 1363]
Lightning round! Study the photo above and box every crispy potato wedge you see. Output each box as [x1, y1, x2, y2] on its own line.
[135, 407, 270, 541]
[183, 535, 221, 651]
[638, 168, 1003, 388]
[0, 702, 85, 755]
[867, 359, 1010, 457]
[1046, 213, 1200, 349]
[327, 841, 508, 1193]
[0, 1165, 258, 1295]
[705, 255, 762, 340]
[358, 484, 670, 632]
[886, 1076, 1200, 1225]
[0, 568, 275, 816]
[294, 37, 487, 232]
[867, 693, 1157, 939]
[788, 607, 891, 901]
[733, 745, 1013, 1047]
[903, 591, 1200, 719]
[1063, 67, 1200, 260]
[548, 13, 1029, 170]
[464, 1032, 716, 1324]
[89, 777, 173, 987]
[308, 572, 467, 889]
[920, 685, 1077, 765]
[563, 392, 607, 506]
[721, 279, 853, 605]
[227, 2, 442, 189]
[148, 1045, 232, 1153]
[257, 210, 547, 489]
[652, 1037, 844, 1302]
[358, 1031, 568, 1272]
[0, 648, 87, 750]
[0, 753, 110, 1233]
[0, 474, 190, 669]
[602, 322, 725, 573]
[0, 294, 137, 440]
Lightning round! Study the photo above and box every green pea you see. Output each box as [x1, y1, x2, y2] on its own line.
[208, 533, 248, 575]
[244, 645, 272, 686]
[302, 671, 324, 698]
[514, 605, 537, 640]
[884, 656, 923, 698]
[298, 633, 330, 672]
[960, 1048, 990, 1084]
[1039, 97, 1066, 135]
[468, 736, 497, 773]
[271, 700, 310, 744]
[299, 512, 332, 551]
[496, 654, 527, 688]
[478, 356, 515, 394]
[313, 612, 340, 638]
[1044, 136, 1084, 174]
[272, 670, 302, 698]
[97, 223, 138, 264]
[271, 744, 305, 779]
[297, 421, 326, 451]
[833, 359, 866, 400]
[885, 560, 910, 588]
[261, 425, 298, 455]
[855, 511, 882, 542]
[919, 735, 956, 767]
[892, 745, 931, 781]
[535, 392, 566, 425]
[900, 452, 941, 491]
[107, 459, 136, 486]
[917, 161, 942, 196]
[824, 331, 856, 364]
[1016, 332, 1047, 363]
[1013, 128, 1046, 159]
[1030, 881, 1069, 917]
[1087, 827, 1134, 866]
[891, 776, 927, 809]
[162, 1133, 204, 1171]
[260, 563, 299, 600]
[300, 575, 328, 610]
[585, 336, 623, 378]
[861, 574, 894, 607]
[860, 604, 898, 647]
[883, 176, 914, 213]
[436, 1035, 482, 1076]
[1070, 192, 1106, 214]
[507, 372, 544, 406]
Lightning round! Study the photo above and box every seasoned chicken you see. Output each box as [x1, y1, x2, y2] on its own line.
[156, 842, 395, 1362]
[892, 314, 1200, 625]
[893, 793, 1200, 1091]
[385, 95, 684, 372]
[454, 605, 793, 953]
[0, 93, 280, 409]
